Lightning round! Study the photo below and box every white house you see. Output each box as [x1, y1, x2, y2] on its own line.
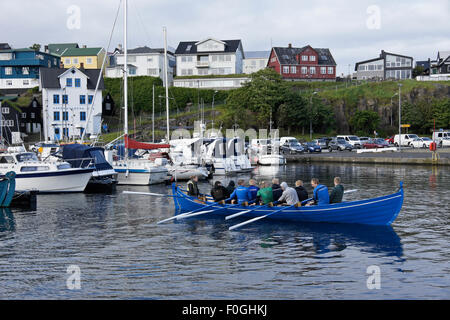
[175, 38, 244, 77]
[39, 66, 103, 141]
[243, 51, 270, 74]
[105, 46, 175, 87]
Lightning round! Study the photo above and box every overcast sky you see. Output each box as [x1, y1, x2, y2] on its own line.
[1, 0, 449, 75]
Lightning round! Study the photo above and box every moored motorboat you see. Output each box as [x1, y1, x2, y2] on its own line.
[171, 182, 404, 226]
[0, 152, 93, 193]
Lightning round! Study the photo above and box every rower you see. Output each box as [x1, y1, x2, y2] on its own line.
[307, 178, 329, 206]
[187, 176, 202, 198]
[329, 177, 344, 204]
[294, 180, 309, 203]
[226, 179, 251, 205]
[271, 178, 283, 202]
[274, 182, 299, 206]
[247, 179, 259, 204]
[210, 181, 228, 202]
[257, 181, 273, 205]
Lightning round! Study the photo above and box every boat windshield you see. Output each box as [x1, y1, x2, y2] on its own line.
[16, 153, 39, 162]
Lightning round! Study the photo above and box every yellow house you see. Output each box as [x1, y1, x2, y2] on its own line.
[61, 47, 107, 70]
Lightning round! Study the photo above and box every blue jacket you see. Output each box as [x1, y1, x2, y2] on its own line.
[227, 186, 251, 205]
[313, 184, 330, 205]
[247, 185, 259, 202]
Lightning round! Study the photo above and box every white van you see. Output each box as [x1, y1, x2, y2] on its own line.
[432, 131, 449, 142]
[336, 135, 362, 148]
[393, 134, 419, 147]
[280, 137, 300, 145]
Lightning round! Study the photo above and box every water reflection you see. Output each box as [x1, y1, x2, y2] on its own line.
[0, 208, 15, 233]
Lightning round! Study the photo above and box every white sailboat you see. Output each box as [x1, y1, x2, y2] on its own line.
[111, 0, 168, 185]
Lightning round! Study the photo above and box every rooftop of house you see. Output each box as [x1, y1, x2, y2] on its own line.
[273, 46, 336, 66]
[40, 67, 104, 90]
[47, 43, 79, 56]
[175, 39, 242, 55]
[244, 51, 271, 59]
[61, 47, 104, 57]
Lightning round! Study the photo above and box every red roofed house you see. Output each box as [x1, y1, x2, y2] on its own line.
[267, 44, 337, 81]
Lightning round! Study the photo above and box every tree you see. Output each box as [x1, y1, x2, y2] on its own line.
[412, 65, 425, 78]
[29, 43, 41, 51]
[349, 110, 380, 135]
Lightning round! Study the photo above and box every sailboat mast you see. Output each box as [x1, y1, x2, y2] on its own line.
[163, 27, 170, 142]
[123, 0, 128, 161]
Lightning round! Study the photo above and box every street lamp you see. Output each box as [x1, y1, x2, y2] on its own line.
[309, 91, 318, 140]
[212, 90, 218, 130]
[398, 83, 402, 152]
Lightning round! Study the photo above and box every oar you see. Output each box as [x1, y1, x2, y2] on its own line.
[225, 204, 269, 220]
[156, 202, 220, 225]
[123, 191, 180, 197]
[229, 204, 297, 231]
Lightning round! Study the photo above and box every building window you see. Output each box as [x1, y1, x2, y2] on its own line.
[1, 107, 9, 114]
[22, 67, 29, 75]
[302, 55, 308, 61]
[283, 66, 290, 74]
[88, 95, 93, 104]
[63, 111, 69, 121]
[80, 95, 86, 104]
[62, 95, 68, 104]
[320, 67, 326, 74]
[147, 68, 158, 76]
[80, 111, 86, 121]
[86, 58, 93, 64]
[73, 58, 79, 64]
[310, 55, 316, 61]
[66, 78, 72, 87]
[21, 113, 26, 119]
[309, 67, 316, 74]
[328, 67, 334, 74]
[291, 66, 297, 73]
[63, 128, 69, 137]
[31, 113, 35, 119]
[129, 67, 136, 75]
[53, 94, 60, 104]
[54, 111, 60, 121]
[64, 58, 71, 64]
[75, 78, 81, 87]
[301, 67, 307, 74]
[359, 65, 366, 71]
[5, 67, 12, 75]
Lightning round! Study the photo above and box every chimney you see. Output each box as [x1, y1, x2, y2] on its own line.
[80, 62, 84, 69]
[83, 44, 87, 48]
[288, 43, 292, 48]
[59, 61, 64, 68]
[44, 45, 49, 53]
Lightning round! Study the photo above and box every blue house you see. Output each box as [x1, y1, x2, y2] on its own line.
[0, 47, 60, 90]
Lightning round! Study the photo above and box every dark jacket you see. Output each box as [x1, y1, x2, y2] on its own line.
[187, 180, 200, 197]
[226, 181, 236, 196]
[211, 185, 228, 202]
[295, 185, 309, 202]
[272, 184, 283, 202]
[329, 184, 344, 204]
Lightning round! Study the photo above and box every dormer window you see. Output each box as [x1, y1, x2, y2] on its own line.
[301, 55, 308, 61]
[310, 55, 316, 61]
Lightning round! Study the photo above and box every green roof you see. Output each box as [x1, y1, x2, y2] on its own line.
[48, 43, 79, 56]
[61, 47, 104, 57]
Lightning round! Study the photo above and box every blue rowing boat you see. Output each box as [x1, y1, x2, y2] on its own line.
[172, 182, 404, 226]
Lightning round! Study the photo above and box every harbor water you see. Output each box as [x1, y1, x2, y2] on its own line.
[0, 163, 449, 299]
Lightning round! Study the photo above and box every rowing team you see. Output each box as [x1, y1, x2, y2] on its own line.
[187, 176, 344, 207]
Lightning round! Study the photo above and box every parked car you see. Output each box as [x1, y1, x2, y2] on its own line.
[373, 138, 390, 147]
[439, 137, 450, 147]
[328, 138, 353, 152]
[313, 138, 328, 149]
[385, 136, 395, 144]
[303, 142, 322, 153]
[363, 138, 389, 149]
[280, 141, 305, 154]
[336, 135, 363, 149]
[393, 134, 419, 147]
[410, 137, 433, 148]
[359, 137, 371, 144]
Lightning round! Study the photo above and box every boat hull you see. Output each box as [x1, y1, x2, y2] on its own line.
[172, 184, 404, 226]
[8, 168, 94, 193]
